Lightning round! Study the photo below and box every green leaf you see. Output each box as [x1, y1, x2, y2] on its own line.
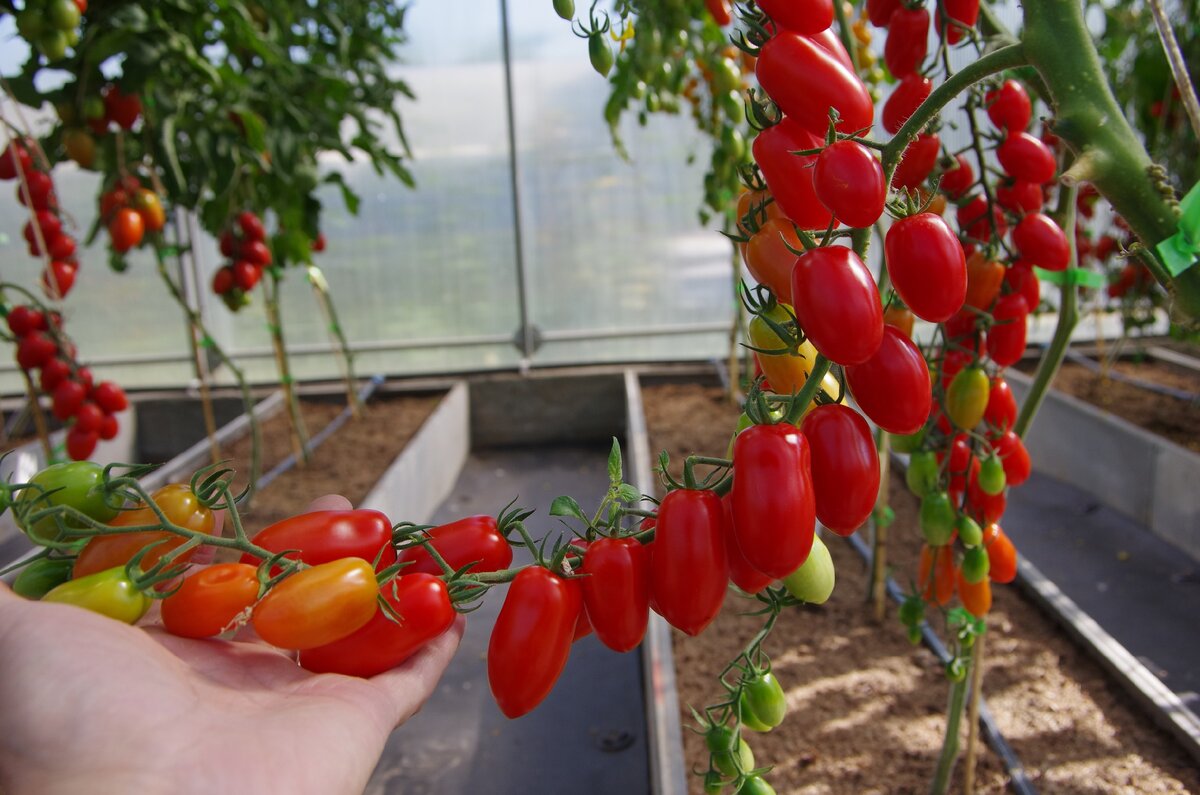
[608, 437, 623, 484]
[616, 484, 640, 504]
[549, 496, 586, 521]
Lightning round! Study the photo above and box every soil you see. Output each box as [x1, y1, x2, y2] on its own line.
[220, 392, 441, 534]
[641, 382, 1200, 795]
[1016, 355, 1200, 453]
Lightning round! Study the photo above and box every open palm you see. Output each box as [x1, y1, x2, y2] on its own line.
[0, 495, 464, 795]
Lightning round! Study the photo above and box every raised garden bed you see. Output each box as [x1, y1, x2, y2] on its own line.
[638, 376, 1200, 794]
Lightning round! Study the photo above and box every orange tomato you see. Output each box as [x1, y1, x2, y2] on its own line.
[957, 570, 992, 617]
[252, 558, 379, 650]
[984, 524, 1018, 583]
[161, 563, 260, 638]
[736, 189, 786, 235]
[73, 483, 216, 579]
[883, 305, 915, 338]
[743, 217, 800, 303]
[133, 189, 166, 232]
[918, 544, 956, 606]
[108, 207, 144, 252]
[964, 251, 1006, 309]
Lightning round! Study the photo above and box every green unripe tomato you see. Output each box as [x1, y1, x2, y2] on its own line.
[741, 672, 786, 729]
[719, 90, 745, 125]
[704, 771, 728, 794]
[978, 454, 1007, 495]
[42, 565, 152, 624]
[16, 9, 45, 39]
[18, 461, 120, 543]
[710, 58, 740, 94]
[48, 0, 82, 31]
[889, 429, 925, 453]
[713, 737, 755, 778]
[12, 557, 74, 599]
[961, 545, 990, 584]
[781, 535, 835, 604]
[589, 33, 613, 77]
[84, 96, 106, 120]
[906, 451, 939, 497]
[956, 515, 983, 547]
[705, 725, 735, 755]
[552, 0, 574, 20]
[919, 491, 956, 546]
[898, 594, 924, 627]
[38, 30, 69, 61]
[738, 690, 774, 732]
[738, 776, 777, 795]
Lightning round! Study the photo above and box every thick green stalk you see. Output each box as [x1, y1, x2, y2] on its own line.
[264, 273, 311, 464]
[930, 671, 971, 795]
[305, 265, 362, 417]
[1014, 184, 1081, 438]
[1021, 0, 1199, 320]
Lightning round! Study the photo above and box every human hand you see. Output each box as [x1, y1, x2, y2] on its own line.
[0, 494, 465, 795]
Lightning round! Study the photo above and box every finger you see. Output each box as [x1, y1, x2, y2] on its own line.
[307, 494, 352, 512]
[369, 615, 466, 727]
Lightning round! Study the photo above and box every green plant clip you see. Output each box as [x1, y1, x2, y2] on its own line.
[1156, 182, 1200, 277]
[1033, 266, 1106, 289]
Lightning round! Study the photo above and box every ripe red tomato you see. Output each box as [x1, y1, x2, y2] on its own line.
[652, 488, 729, 634]
[801, 404, 880, 535]
[65, 426, 99, 461]
[52, 379, 87, 419]
[232, 260, 261, 291]
[99, 414, 119, 440]
[21, 170, 54, 209]
[809, 26, 855, 71]
[48, 233, 76, 260]
[102, 86, 142, 130]
[845, 324, 931, 434]
[312, 232, 327, 252]
[1013, 212, 1070, 271]
[396, 514, 513, 576]
[758, 0, 833, 34]
[721, 494, 775, 594]
[732, 423, 815, 578]
[995, 179, 1044, 214]
[91, 381, 128, 413]
[1005, 260, 1041, 310]
[0, 140, 32, 180]
[238, 210, 265, 241]
[212, 266, 235, 295]
[964, 251, 1005, 310]
[957, 194, 1008, 243]
[940, 154, 975, 199]
[867, 0, 901, 27]
[300, 573, 456, 677]
[997, 132, 1056, 184]
[219, 229, 236, 257]
[6, 305, 44, 336]
[253, 558, 379, 650]
[756, 31, 873, 136]
[882, 74, 933, 134]
[704, 0, 732, 25]
[109, 208, 144, 252]
[241, 510, 397, 572]
[992, 430, 1031, 486]
[885, 212, 967, 322]
[891, 132, 941, 191]
[162, 563, 261, 638]
[986, 80, 1032, 132]
[986, 293, 1029, 368]
[241, 239, 273, 266]
[813, 140, 886, 228]
[74, 483, 216, 578]
[984, 377, 1018, 433]
[791, 246, 883, 365]
[39, 359, 70, 393]
[42, 260, 77, 298]
[73, 402, 103, 434]
[939, 0, 980, 43]
[580, 536, 650, 653]
[752, 118, 832, 229]
[883, 6, 929, 76]
[488, 566, 581, 718]
[17, 333, 57, 371]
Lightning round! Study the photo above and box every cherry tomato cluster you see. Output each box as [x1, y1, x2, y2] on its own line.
[98, 174, 165, 258]
[1, 139, 84, 300]
[6, 305, 127, 460]
[13, 0, 86, 63]
[211, 211, 272, 311]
